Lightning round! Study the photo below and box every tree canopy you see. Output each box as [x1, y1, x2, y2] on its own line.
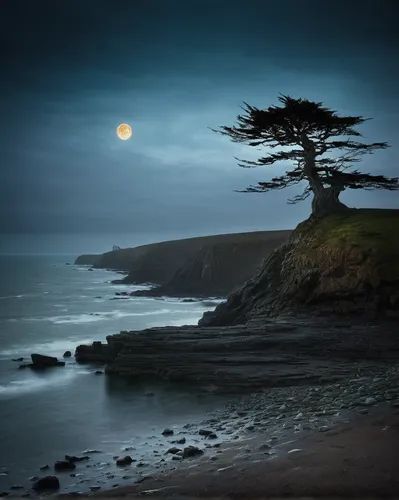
[211, 95, 398, 216]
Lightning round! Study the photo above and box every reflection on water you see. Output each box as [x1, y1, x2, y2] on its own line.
[0, 365, 231, 494]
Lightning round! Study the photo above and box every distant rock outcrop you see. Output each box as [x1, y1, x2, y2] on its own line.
[199, 209, 399, 326]
[74, 254, 100, 266]
[130, 235, 291, 298]
[74, 231, 291, 287]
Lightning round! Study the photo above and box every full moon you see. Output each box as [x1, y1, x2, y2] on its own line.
[116, 123, 132, 140]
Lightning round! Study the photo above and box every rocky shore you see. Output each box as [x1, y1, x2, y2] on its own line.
[75, 317, 399, 393]
[3, 358, 399, 497]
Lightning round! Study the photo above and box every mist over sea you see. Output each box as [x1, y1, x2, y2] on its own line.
[0, 254, 227, 493]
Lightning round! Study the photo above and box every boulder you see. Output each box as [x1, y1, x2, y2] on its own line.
[63, 351, 72, 358]
[116, 456, 133, 466]
[54, 460, 76, 472]
[183, 446, 203, 459]
[166, 447, 181, 455]
[19, 354, 65, 370]
[32, 476, 60, 491]
[198, 429, 213, 436]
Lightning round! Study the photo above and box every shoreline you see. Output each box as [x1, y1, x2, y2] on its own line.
[82, 404, 399, 499]
[4, 362, 399, 497]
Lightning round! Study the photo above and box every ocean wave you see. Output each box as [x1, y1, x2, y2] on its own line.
[0, 294, 24, 300]
[50, 309, 176, 324]
[0, 338, 95, 357]
[8, 308, 178, 326]
[0, 369, 92, 398]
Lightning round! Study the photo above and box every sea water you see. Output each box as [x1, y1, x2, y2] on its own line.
[0, 254, 227, 493]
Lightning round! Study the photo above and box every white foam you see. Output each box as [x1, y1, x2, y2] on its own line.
[0, 369, 90, 398]
[48, 308, 176, 324]
[0, 294, 24, 300]
[5, 308, 180, 326]
[0, 337, 95, 357]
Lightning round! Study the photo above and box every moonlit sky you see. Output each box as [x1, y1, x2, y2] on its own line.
[1, 0, 398, 253]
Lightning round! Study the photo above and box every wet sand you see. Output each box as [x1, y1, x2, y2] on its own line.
[82, 408, 399, 499]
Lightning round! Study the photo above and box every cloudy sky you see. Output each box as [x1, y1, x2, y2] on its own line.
[1, 0, 398, 253]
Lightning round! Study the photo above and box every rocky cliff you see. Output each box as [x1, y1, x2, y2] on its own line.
[74, 254, 100, 265]
[75, 230, 291, 286]
[199, 209, 399, 326]
[75, 318, 399, 392]
[130, 234, 291, 297]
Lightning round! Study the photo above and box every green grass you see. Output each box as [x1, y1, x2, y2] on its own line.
[296, 208, 399, 280]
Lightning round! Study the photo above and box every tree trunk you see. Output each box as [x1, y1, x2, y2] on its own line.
[300, 141, 349, 218]
[311, 186, 349, 218]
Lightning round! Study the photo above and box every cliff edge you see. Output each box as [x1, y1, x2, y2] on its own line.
[75, 230, 291, 287]
[74, 254, 100, 265]
[130, 232, 291, 297]
[199, 209, 399, 326]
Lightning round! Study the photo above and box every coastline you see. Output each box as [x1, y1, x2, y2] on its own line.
[81, 404, 399, 499]
[3, 318, 399, 497]
[55, 367, 399, 499]
[13, 358, 397, 498]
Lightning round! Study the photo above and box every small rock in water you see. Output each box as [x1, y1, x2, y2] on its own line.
[39, 465, 49, 471]
[0, 493, 8, 497]
[162, 428, 174, 436]
[54, 461, 76, 472]
[172, 438, 186, 445]
[183, 446, 203, 458]
[207, 433, 218, 439]
[65, 455, 89, 463]
[198, 429, 213, 436]
[94, 370, 103, 375]
[32, 476, 60, 491]
[63, 351, 72, 358]
[116, 456, 134, 466]
[10, 485, 23, 490]
[12, 357, 24, 362]
[90, 486, 101, 491]
[166, 447, 181, 455]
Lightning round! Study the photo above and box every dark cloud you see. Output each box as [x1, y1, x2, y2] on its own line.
[0, 0, 398, 251]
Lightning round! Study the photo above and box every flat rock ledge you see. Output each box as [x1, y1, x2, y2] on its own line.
[75, 317, 399, 393]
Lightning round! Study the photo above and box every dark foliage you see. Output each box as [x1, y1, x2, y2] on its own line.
[211, 95, 398, 209]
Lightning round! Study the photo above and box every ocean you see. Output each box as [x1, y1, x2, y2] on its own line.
[0, 254, 229, 494]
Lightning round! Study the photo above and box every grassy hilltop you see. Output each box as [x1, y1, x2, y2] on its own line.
[200, 209, 399, 325]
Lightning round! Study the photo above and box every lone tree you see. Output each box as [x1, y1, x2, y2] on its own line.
[211, 95, 398, 217]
